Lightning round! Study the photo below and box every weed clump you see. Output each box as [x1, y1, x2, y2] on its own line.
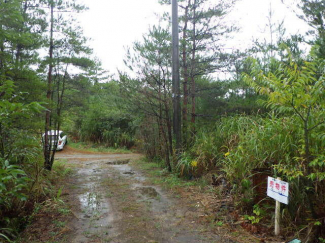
[0, 157, 72, 242]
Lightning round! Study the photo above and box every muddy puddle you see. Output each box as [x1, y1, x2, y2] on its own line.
[136, 186, 160, 198]
[55, 149, 230, 243]
[66, 163, 117, 242]
[113, 163, 147, 182]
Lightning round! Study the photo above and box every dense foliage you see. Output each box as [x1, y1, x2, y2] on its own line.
[119, 0, 325, 241]
[0, 0, 324, 242]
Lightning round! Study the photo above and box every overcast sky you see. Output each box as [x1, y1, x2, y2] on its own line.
[78, 0, 310, 76]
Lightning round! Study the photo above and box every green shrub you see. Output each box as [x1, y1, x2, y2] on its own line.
[0, 159, 29, 211]
[80, 107, 137, 148]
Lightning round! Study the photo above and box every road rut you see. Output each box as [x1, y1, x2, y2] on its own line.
[55, 148, 231, 243]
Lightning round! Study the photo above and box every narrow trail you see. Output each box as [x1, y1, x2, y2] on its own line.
[54, 147, 231, 243]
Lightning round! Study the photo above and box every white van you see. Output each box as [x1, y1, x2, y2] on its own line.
[42, 130, 67, 150]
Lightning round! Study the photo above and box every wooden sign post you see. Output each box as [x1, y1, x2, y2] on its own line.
[267, 176, 289, 236]
[275, 177, 281, 236]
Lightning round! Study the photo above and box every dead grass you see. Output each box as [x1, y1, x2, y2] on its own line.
[19, 198, 73, 242]
[132, 158, 285, 243]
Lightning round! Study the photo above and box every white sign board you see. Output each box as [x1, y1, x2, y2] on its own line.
[267, 177, 289, 204]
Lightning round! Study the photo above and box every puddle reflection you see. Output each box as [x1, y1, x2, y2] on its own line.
[79, 192, 100, 211]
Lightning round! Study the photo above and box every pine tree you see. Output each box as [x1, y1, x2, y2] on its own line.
[296, 0, 325, 58]
[122, 26, 173, 171]
[42, 0, 92, 170]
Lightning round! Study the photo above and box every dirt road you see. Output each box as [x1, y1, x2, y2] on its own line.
[53, 148, 232, 243]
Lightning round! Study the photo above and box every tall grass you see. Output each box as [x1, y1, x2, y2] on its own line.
[179, 114, 302, 180]
[222, 115, 299, 182]
[177, 113, 325, 239]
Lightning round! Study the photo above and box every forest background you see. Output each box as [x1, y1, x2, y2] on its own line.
[0, 0, 324, 242]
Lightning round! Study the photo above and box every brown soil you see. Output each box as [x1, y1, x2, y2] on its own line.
[20, 147, 236, 243]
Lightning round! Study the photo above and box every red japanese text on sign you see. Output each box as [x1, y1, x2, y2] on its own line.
[267, 177, 289, 205]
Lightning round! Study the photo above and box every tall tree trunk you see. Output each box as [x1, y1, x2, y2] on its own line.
[172, 0, 182, 153]
[190, 0, 197, 137]
[15, 0, 28, 65]
[49, 64, 69, 167]
[158, 81, 165, 160]
[44, 2, 54, 170]
[165, 100, 174, 166]
[157, 116, 163, 157]
[182, 2, 189, 147]
[162, 74, 173, 171]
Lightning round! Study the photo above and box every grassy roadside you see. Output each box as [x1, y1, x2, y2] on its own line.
[131, 158, 268, 243]
[132, 158, 210, 190]
[15, 160, 74, 243]
[67, 141, 132, 154]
